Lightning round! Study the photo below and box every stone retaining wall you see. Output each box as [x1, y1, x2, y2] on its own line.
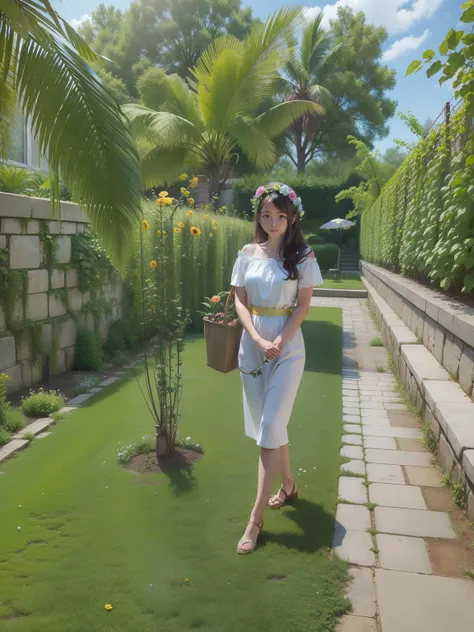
[361, 261, 474, 520]
[0, 192, 122, 393]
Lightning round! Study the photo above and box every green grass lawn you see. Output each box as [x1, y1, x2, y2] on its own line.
[0, 308, 349, 632]
[321, 273, 364, 290]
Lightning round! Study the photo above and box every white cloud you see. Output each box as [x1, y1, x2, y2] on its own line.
[382, 28, 430, 61]
[304, 1, 444, 35]
[70, 15, 91, 30]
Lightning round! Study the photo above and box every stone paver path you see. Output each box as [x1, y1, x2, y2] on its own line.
[310, 297, 474, 632]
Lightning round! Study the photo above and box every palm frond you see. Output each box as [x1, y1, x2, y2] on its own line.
[122, 104, 201, 147]
[230, 118, 276, 170]
[256, 100, 325, 137]
[300, 13, 333, 74]
[140, 146, 190, 188]
[308, 84, 334, 109]
[165, 74, 204, 131]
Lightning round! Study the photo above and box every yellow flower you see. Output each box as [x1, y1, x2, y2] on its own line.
[149, 260, 158, 269]
[104, 604, 113, 611]
[178, 221, 185, 228]
[180, 173, 188, 181]
[273, 183, 280, 191]
[189, 177, 198, 189]
[151, 304, 156, 311]
[165, 197, 173, 206]
[209, 232, 214, 238]
[190, 226, 201, 237]
[174, 227, 181, 234]
[184, 190, 190, 198]
[142, 220, 149, 231]
[157, 197, 167, 207]
[184, 578, 190, 583]
[187, 210, 193, 216]
[162, 231, 167, 237]
[180, 187, 187, 195]
[188, 198, 195, 206]
[157, 230, 162, 237]
[159, 191, 169, 198]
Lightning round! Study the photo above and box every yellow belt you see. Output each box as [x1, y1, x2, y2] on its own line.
[249, 305, 293, 317]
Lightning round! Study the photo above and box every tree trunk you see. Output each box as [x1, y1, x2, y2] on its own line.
[295, 130, 306, 173]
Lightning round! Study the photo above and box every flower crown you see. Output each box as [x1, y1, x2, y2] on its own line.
[251, 183, 305, 218]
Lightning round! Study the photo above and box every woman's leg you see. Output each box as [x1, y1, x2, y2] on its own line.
[268, 443, 296, 507]
[238, 446, 281, 552]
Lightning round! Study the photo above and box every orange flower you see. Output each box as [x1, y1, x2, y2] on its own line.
[178, 221, 185, 228]
[187, 210, 193, 216]
[149, 260, 158, 269]
[159, 191, 169, 198]
[190, 226, 201, 237]
[187, 198, 195, 206]
[211, 295, 220, 304]
[174, 227, 181, 234]
[157, 197, 167, 207]
[142, 220, 149, 231]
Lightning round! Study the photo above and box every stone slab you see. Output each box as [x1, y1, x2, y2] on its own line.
[344, 424, 362, 434]
[362, 426, 421, 439]
[363, 436, 397, 450]
[336, 504, 371, 532]
[28, 292, 48, 322]
[48, 294, 67, 318]
[405, 466, 443, 487]
[99, 377, 120, 387]
[344, 407, 361, 416]
[345, 568, 376, 618]
[376, 569, 474, 632]
[0, 336, 16, 370]
[9, 235, 40, 269]
[462, 450, 474, 486]
[376, 534, 432, 574]
[365, 449, 431, 467]
[67, 393, 95, 407]
[333, 527, 376, 567]
[341, 460, 366, 476]
[397, 438, 426, 452]
[401, 344, 451, 388]
[0, 439, 29, 463]
[342, 434, 363, 446]
[374, 507, 455, 539]
[344, 414, 361, 424]
[36, 432, 51, 438]
[336, 615, 377, 632]
[367, 464, 405, 485]
[55, 236, 71, 264]
[362, 416, 391, 427]
[0, 191, 32, 217]
[28, 269, 48, 294]
[361, 409, 390, 419]
[13, 418, 52, 439]
[339, 477, 368, 504]
[50, 269, 65, 289]
[341, 445, 364, 460]
[369, 483, 426, 510]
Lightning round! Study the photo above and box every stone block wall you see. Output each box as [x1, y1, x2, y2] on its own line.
[0, 192, 123, 393]
[361, 261, 474, 521]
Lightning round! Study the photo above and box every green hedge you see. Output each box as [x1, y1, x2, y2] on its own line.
[361, 106, 474, 294]
[233, 173, 360, 221]
[311, 244, 339, 271]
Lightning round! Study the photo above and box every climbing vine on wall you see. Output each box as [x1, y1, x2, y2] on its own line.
[71, 232, 116, 293]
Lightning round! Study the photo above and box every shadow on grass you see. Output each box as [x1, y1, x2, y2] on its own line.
[302, 318, 342, 377]
[158, 458, 199, 496]
[261, 499, 335, 553]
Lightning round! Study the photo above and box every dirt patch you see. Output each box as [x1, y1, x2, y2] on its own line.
[125, 448, 203, 475]
[423, 486, 474, 578]
[388, 410, 420, 428]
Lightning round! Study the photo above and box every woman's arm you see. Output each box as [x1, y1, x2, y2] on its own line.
[234, 286, 281, 360]
[272, 286, 312, 350]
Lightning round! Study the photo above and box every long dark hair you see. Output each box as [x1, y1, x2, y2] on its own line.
[254, 188, 309, 280]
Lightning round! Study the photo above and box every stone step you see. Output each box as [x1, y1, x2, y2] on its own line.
[0, 439, 29, 463]
[374, 507, 456, 539]
[13, 417, 53, 439]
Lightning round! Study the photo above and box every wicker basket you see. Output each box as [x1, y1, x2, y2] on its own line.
[204, 288, 242, 373]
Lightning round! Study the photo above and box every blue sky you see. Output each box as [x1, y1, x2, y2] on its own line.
[54, 0, 464, 151]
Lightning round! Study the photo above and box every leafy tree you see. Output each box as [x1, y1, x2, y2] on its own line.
[1, 1, 142, 266]
[136, 66, 172, 110]
[297, 7, 397, 170]
[394, 110, 432, 150]
[335, 137, 399, 217]
[277, 14, 339, 173]
[123, 8, 324, 196]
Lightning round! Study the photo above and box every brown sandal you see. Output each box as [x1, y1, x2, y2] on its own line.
[268, 483, 298, 510]
[237, 520, 264, 555]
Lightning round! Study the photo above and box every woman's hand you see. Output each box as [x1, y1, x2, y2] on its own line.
[273, 335, 284, 351]
[255, 337, 281, 361]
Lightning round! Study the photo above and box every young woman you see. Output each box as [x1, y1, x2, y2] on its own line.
[231, 183, 323, 555]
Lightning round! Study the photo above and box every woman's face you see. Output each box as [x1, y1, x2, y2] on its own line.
[259, 199, 289, 238]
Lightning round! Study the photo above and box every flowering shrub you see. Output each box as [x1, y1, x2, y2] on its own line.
[21, 388, 65, 417]
[117, 435, 154, 465]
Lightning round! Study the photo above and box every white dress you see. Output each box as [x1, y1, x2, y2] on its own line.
[231, 244, 323, 449]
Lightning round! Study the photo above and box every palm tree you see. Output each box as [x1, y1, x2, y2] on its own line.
[278, 13, 339, 173]
[0, 1, 142, 266]
[122, 7, 325, 197]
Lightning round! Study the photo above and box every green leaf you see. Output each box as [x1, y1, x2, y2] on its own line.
[447, 29, 463, 49]
[465, 155, 474, 167]
[427, 60, 443, 78]
[406, 59, 422, 76]
[422, 49, 435, 60]
[439, 40, 449, 55]
[461, 7, 474, 23]
[462, 274, 474, 293]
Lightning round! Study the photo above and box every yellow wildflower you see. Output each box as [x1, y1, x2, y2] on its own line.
[180, 187, 187, 195]
[188, 198, 195, 206]
[209, 232, 214, 238]
[184, 578, 190, 583]
[157, 230, 162, 237]
[184, 190, 190, 198]
[159, 191, 168, 198]
[104, 604, 113, 611]
[157, 197, 167, 207]
[142, 219, 149, 231]
[180, 173, 188, 181]
[165, 197, 173, 206]
[190, 226, 201, 237]
[149, 260, 158, 269]
[178, 221, 185, 228]
[151, 304, 156, 311]
[162, 231, 167, 237]
[174, 227, 181, 234]
[187, 210, 193, 216]
[189, 177, 198, 189]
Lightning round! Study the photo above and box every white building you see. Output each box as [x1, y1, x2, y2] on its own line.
[7, 114, 48, 171]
